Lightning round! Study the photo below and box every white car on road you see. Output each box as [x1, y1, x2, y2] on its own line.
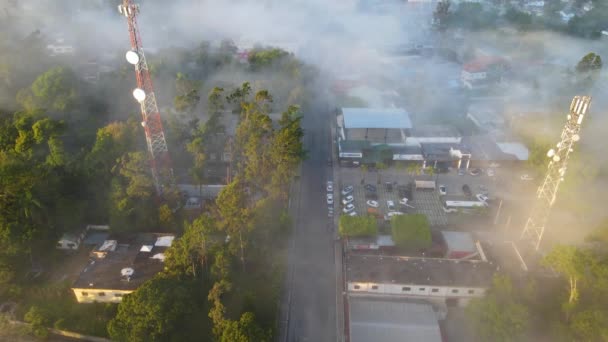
[342, 195, 354, 205]
[438, 185, 447, 195]
[387, 200, 395, 211]
[366, 200, 379, 208]
[326, 193, 333, 205]
[343, 203, 355, 213]
[326, 181, 333, 192]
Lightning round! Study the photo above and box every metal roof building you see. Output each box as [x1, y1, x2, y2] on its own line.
[342, 108, 412, 129]
[349, 298, 442, 342]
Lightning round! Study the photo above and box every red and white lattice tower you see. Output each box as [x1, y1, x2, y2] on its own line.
[118, 0, 172, 195]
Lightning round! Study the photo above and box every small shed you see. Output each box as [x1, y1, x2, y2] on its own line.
[415, 180, 436, 190]
[441, 231, 477, 259]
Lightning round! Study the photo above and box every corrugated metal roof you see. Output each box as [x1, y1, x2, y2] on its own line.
[342, 108, 412, 129]
[350, 298, 442, 342]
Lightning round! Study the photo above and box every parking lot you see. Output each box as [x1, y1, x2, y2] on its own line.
[331, 165, 525, 228]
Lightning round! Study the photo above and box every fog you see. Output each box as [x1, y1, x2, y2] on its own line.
[4, 0, 607, 219]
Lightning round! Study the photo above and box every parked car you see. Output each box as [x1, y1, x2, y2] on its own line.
[326, 193, 333, 204]
[487, 168, 495, 177]
[476, 194, 489, 203]
[326, 181, 333, 192]
[458, 169, 466, 176]
[438, 185, 447, 196]
[342, 185, 354, 196]
[521, 174, 533, 181]
[364, 184, 377, 192]
[469, 168, 482, 176]
[462, 184, 472, 197]
[385, 182, 393, 192]
[342, 195, 354, 205]
[387, 200, 395, 211]
[366, 200, 379, 208]
[343, 203, 355, 213]
[328, 211, 333, 217]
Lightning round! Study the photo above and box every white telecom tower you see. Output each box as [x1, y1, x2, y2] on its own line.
[520, 96, 592, 250]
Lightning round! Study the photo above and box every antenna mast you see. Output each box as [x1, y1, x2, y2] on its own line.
[118, 0, 172, 195]
[520, 96, 592, 250]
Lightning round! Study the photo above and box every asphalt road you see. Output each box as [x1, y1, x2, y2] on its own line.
[282, 99, 336, 342]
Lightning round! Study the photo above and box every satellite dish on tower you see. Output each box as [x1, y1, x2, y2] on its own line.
[133, 88, 146, 102]
[121, 267, 134, 277]
[126, 50, 140, 65]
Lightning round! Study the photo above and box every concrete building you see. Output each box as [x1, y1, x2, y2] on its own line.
[461, 56, 509, 90]
[71, 233, 174, 303]
[346, 254, 496, 307]
[337, 107, 417, 165]
[348, 297, 443, 342]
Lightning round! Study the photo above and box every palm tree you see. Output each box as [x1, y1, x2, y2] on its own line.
[360, 164, 368, 184]
[376, 162, 387, 184]
[406, 163, 422, 179]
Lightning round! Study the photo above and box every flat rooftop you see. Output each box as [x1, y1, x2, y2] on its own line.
[346, 254, 496, 287]
[342, 108, 412, 129]
[411, 125, 461, 138]
[72, 233, 174, 291]
[349, 297, 441, 342]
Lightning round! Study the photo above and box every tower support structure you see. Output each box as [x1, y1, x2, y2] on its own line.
[118, 0, 172, 195]
[520, 96, 592, 250]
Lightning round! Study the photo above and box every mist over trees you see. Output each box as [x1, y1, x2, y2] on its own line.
[0, 6, 310, 335]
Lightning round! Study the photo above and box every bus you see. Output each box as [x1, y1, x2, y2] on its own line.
[442, 198, 487, 213]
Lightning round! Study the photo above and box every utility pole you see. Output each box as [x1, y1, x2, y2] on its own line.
[118, 0, 173, 196]
[520, 96, 591, 250]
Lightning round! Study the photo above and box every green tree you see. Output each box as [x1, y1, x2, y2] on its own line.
[107, 275, 195, 342]
[216, 178, 252, 268]
[16, 66, 79, 112]
[375, 162, 387, 184]
[575, 52, 602, 83]
[220, 312, 269, 342]
[467, 275, 529, 342]
[164, 215, 216, 277]
[504, 8, 534, 31]
[406, 163, 422, 177]
[173, 72, 201, 113]
[268, 106, 305, 200]
[433, 0, 451, 32]
[542, 245, 590, 309]
[390, 214, 431, 250]
[24, 305, 50, 338]
[338, 215, 377, 237]
[109, 152, 157, 231]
